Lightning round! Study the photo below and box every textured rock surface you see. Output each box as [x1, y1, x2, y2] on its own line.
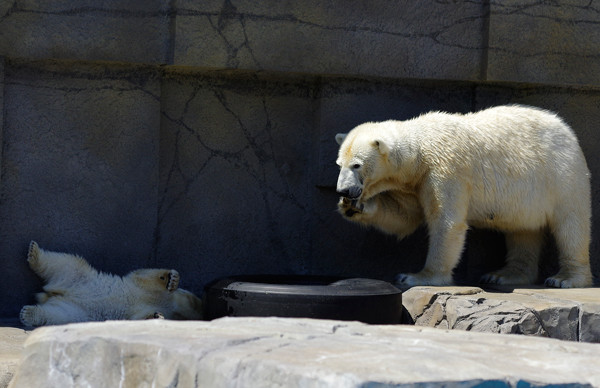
[2, 1, 598, 86]
[488, 1, 600, 86]
[8, 318, 600, 388]
[403, 286, 600, 342]
[0, 59, 162, 302]
[174, 0, 487, 80]
[0, 1, 172, 63]
[156, 70, 315, 280]
[0, 327, 28, 388]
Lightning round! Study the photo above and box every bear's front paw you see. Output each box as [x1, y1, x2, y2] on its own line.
[337, 197, 364, 218]
[394, 273, 420, 287]
[394, 272, 453, 287]
[167, 270, 180, 292]
[145, 311, 165, 319]
[479, 272, 503, 285]
[479, 270, 535, 286]
[544, 271, 592, 288]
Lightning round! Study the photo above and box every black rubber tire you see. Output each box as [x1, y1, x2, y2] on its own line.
[204, 275, 402, 324]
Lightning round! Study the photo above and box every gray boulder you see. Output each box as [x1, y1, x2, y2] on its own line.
[403, 286, 600, 342]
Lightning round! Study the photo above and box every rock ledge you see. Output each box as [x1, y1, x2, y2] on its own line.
[402, 286, 600, 342]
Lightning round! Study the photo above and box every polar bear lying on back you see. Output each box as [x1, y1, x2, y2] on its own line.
[335, 105, 593, 288]
[20, 241, 203, 326]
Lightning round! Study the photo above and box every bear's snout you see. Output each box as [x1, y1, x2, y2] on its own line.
[336, 168, 363, 199]
[336, 186, 362, 199]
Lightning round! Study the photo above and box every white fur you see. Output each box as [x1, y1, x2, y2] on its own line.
[336, 105, 593, 288]
[20, 241, 203, 326]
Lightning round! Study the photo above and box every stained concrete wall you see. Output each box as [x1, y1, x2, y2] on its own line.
[0, 1, 599, 318]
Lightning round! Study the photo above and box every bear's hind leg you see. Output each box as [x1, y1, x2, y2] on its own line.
[26, 241, 94, 285]
[19, 305, 47, 327]
[20, 301, 89, 327]
[480, 230, 542, 286]
[26, 241, 44, 275]
[546, 214, 592, 288]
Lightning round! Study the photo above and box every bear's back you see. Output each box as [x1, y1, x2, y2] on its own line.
[414, 105, 584, 173]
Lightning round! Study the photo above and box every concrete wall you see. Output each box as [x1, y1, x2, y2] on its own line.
[0, 1, 599, 317]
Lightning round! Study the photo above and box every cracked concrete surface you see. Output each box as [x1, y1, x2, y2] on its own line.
[488, 0, 600, 85]
[175, 0, 487, 80]
[0, 0, 173, 63]
[2, 1, 598, 85]
[156, 71, 315, 281]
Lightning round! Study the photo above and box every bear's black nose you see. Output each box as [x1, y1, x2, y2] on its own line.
[336, 188, 350, 197]
[337, 187, 362, 199]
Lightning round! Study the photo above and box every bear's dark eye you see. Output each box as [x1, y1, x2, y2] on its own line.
[160, 276, 165, 280]
[352, 163, 361, 169]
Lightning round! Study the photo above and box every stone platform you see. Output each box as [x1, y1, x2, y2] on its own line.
[7, 317, 600, 388]
[0, 327, 27, 388]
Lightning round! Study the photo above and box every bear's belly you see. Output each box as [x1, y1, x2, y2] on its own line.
[468, 214, 540, 231]
[467, 199, 551, 231]
[465, 175, 554, 231]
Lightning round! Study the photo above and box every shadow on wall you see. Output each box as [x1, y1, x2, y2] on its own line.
[1, 61, 600, 318]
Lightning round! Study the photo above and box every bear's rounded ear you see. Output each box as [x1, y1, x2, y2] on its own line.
[335, 133, 347, 145]
[373, 139, 391, 155]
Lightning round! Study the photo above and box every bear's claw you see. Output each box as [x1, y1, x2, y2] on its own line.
[338, 197, 363, 218]
[20, 305, 41, 327]
[544, 277, 564, 288]
[394, 272, 453, 287]
[167, 270, 180, 292]
[543, 268, 592, 288]
[151, 312, 165, 319]
[480, 272, 534, 286]
[544, 276, 586, 288]
[479, 273, 500, 284]
[27, 241, 40, 266]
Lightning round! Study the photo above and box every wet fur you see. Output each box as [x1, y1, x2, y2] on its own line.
[336, 105, 593, 288]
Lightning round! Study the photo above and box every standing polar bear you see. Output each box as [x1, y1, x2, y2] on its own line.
[335, 105, 593, 288]
[20, 241, 203, 326]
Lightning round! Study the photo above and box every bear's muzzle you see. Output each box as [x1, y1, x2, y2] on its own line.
[336, 186, 362, 199]
[336, 168, 363, 199]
